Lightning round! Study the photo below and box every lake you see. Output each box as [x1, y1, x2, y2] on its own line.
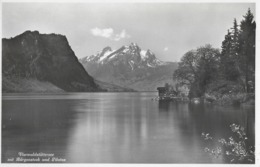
[2, 92, 255, 163]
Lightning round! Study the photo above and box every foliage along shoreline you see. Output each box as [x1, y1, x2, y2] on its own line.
[173, 9, 255, 106]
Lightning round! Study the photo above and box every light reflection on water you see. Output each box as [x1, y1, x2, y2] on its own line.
[2, 92, 254, 163]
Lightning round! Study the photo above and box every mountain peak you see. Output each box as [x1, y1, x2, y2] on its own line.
[129, 42, 140, 49]
[131, 42, 138, 47]
[80, 44, 178, 91]
[81, 43, 166, 69]
[102, 46, 112, 51]
[100, 46, 112, 55]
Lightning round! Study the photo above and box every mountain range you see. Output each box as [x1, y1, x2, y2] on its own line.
[80, 43, 178, 91]
[2, 31, 127, 92]
[2, 31, 177, 93]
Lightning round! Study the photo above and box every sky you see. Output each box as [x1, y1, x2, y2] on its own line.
[2, 2, 256, 62]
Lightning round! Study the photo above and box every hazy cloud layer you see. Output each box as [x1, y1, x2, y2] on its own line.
[90, 28, 130, 41]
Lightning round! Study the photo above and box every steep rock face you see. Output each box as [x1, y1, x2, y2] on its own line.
[80, 43, 178, 91]
[2, 31, 99, 92]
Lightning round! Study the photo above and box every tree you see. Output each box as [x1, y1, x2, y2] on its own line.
[219, 9, 255, 92]
[173, 45, 220, 98]
[195, 45, 220, 97]
[174, 8, 256, 98]
[173, 50, 199, 87]
[220, 19, 240, 81]
[231, 19, 239, 54]
[220, 30, 232, 79]
[229, 19, 241, 80]
[238, 8, 256, 92]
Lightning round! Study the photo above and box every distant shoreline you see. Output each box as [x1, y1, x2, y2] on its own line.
[2, 91, 158, 95]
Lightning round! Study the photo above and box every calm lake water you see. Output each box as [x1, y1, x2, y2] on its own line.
[2, 92, 255, 163]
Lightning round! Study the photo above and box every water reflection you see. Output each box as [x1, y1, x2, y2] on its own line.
[2, 99, 79, 162]
[2, 93, 254, 163]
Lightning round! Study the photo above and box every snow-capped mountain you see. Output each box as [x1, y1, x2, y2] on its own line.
[82, 43, 167, 69]
[80, 43, 178, 91]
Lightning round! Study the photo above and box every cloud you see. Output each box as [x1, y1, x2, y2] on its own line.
[114, 29, 131, 41]
[90, 28, 130, 41]
[90, 27, 113, 38]
[164, 47, 169, 51]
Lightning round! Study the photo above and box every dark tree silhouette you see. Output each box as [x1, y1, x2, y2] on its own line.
[238, 9, 256, 93]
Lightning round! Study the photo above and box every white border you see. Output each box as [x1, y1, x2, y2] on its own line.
[0, 0, 259, 167]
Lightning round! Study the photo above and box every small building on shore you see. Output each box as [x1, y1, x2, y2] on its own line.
[157, 86, 178, 98]
[156, 83, 189, 101]
[157, 87, 167, 97]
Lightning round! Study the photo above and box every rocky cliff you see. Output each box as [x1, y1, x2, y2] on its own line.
[2, 31, 100, 92]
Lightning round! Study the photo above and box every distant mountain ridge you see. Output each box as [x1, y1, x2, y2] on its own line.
[2, 31, 100, 92]
[80, 43, 178, 91]
[82, 43, 168, 68]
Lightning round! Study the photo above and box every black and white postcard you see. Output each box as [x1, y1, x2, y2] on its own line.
[1, 1, 258, 166]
